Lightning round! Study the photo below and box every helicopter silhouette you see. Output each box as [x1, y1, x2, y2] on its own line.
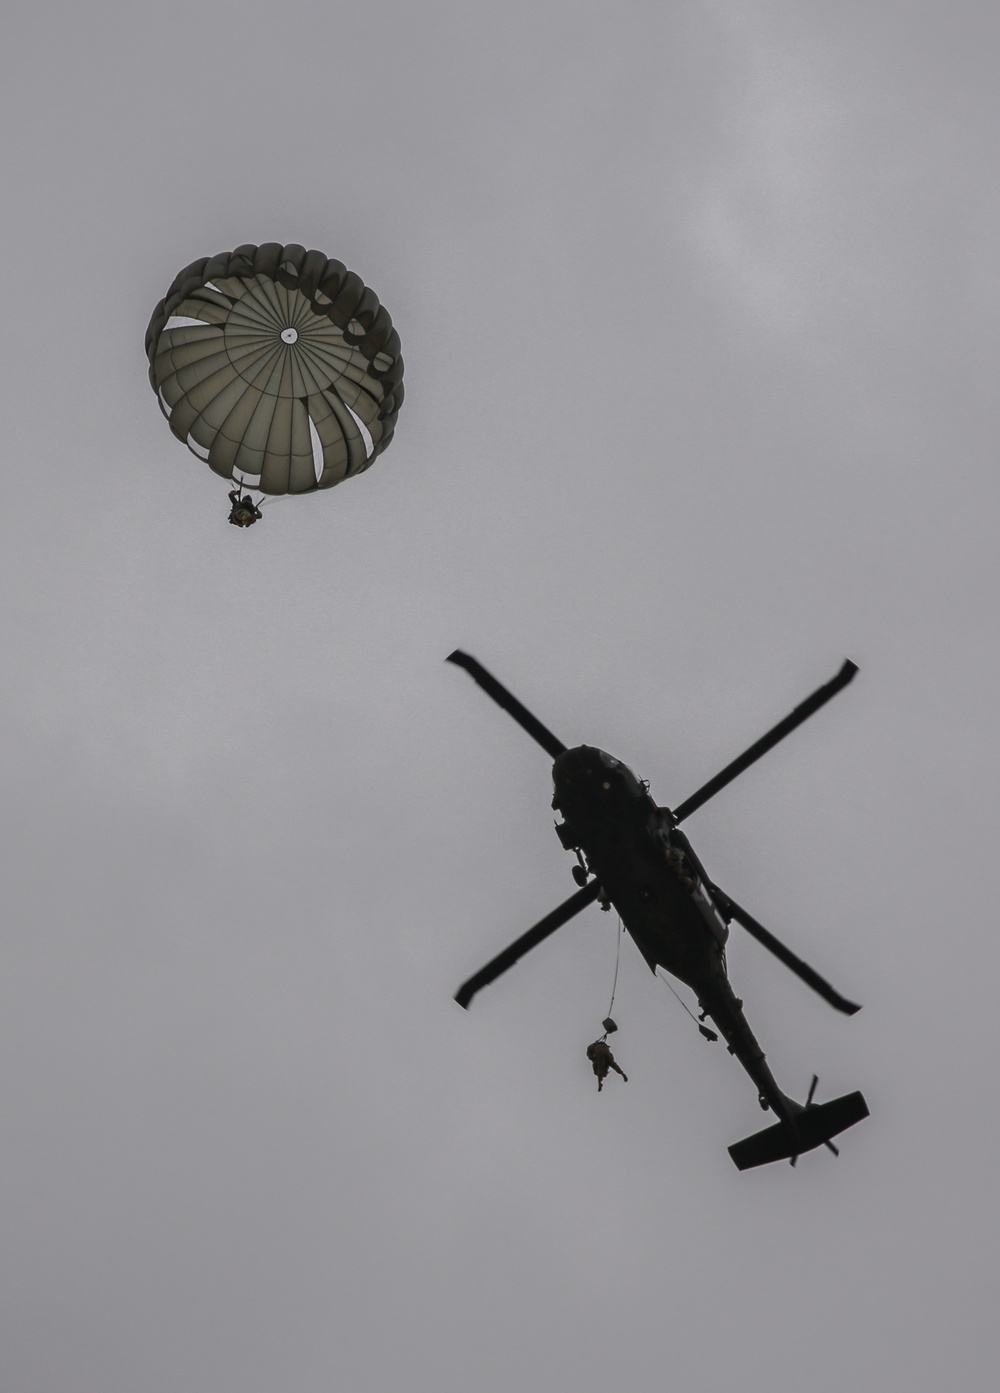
[448, 650, 869, 1170]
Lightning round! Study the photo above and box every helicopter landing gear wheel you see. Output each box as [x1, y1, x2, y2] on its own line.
[572, 864, 589, 887]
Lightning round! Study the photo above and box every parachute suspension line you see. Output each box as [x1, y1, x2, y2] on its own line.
[657, 970, 699, 1023]
[606, 915, 623, 1022]
[234, 474, 269, 507]
[656, 970, 718, 1043]
[595, 915, 625, 1044]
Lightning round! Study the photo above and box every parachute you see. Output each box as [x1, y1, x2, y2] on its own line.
[145, 243, 403, 502]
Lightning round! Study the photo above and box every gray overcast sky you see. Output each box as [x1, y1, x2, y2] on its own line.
[1, 2, 998, 1389]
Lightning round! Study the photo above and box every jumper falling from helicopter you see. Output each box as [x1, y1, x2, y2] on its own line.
[447, 650, 869, 1171]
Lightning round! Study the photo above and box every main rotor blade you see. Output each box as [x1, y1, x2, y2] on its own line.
[712, 887, 861, 1015]
[447, 651, 567, 760]
[455, 879, 600, 1009]
[672, 660, 858, 823]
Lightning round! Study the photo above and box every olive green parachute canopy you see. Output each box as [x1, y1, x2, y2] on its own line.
[145, 243, 403, 495]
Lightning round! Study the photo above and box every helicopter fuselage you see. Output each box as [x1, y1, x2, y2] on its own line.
[552, 744, 797, 1123]
[447, 649, 867, 1167]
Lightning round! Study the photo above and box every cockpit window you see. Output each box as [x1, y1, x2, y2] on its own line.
[597, 749, 642, 794]
[618, 764, 642, 795]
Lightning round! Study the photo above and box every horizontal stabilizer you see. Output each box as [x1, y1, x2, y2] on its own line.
[728, 1091, 869, 1171]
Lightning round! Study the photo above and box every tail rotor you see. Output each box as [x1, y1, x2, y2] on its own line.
[790, 1076, 840, 1166]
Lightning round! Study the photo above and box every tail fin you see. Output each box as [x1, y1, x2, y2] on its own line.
[729, 1091, 869, 1171]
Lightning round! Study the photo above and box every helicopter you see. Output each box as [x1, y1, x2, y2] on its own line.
[448, 650, 869, 1170]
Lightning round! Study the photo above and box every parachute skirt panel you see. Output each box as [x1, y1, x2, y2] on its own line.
[146, 243, 403, 496]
